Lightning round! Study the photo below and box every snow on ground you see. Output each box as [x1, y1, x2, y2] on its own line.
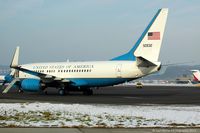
[0, 103, 200, 127]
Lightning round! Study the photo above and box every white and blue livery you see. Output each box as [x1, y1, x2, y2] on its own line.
[2, 8, 168, 95]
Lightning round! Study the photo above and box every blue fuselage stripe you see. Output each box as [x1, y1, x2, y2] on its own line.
[69, 78, 137, 87]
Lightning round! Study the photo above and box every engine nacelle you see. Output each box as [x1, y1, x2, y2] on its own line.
[21, 79, 41, 92]
[4, 74, 13, 83]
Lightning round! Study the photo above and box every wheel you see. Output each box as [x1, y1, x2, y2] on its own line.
[18, 89, 23, 93]
[58, 89, 65, 96]
[44, 90, 48, 95]
[83, 88, 93, 95]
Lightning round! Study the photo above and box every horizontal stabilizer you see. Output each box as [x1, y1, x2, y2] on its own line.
[136, 57, 159, 67]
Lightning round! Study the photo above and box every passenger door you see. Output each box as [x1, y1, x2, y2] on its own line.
[116, 64, 122, 78]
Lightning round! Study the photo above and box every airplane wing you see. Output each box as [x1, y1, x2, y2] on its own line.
[12, 65, 70, 83]
[4, 46, 71, 94]
[10, 47, 71, 86]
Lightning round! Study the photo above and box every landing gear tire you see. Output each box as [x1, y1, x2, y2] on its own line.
[58, 89, 65, 96]
[83, 88, 93, 95]
[44, 90, 48, 95]
[18, 89, 23, 93]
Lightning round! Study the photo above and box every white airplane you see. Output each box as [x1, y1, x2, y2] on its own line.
[0, 75, 5, 83]
[0, 69, 16, 84]
[191, 70, 200, 82]
[2, 8, 168, 95]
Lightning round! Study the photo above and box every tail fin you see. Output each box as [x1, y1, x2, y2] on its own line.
[191, 70, 200, 82]
[112, 8, 168, 62]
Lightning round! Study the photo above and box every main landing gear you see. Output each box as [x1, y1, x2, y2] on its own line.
[83, 88, 93, 95]
[58, 88, 66, 96]
[58, 87, 94, 96]
[18, 89, 23, 93]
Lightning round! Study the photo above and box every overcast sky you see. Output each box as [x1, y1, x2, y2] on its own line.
[0, 0, 199, 65]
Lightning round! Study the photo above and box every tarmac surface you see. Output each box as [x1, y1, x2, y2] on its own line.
[1, 86, 200, 132]
[0, 128, 200, 133]
[0, 85, 200, 105]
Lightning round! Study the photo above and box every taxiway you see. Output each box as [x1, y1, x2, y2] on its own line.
[0, 86, 199, 105]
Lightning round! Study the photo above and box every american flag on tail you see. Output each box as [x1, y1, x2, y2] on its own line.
[148, 32, 160, 40]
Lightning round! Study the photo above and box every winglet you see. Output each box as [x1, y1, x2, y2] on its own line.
[10, 46, 20, 68]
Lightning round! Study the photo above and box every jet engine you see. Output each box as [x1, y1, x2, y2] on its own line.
[21, 79, 41, 92]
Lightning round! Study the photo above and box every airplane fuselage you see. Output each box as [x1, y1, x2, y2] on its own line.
[19, 61, 160, 87]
